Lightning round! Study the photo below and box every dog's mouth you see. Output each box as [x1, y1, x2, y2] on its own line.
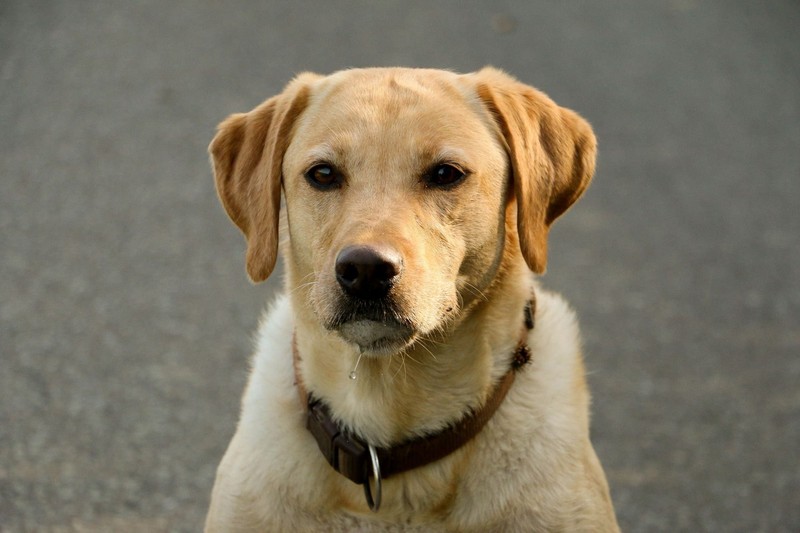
[325, 298, 416, 354]
[336, 319, 415, 353]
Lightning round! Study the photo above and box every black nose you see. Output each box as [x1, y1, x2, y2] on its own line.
[335, 245, 403, 299]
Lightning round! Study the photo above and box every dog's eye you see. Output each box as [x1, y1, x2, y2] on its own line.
[426, 164, 466, 188]
[304, 164, 341, 190]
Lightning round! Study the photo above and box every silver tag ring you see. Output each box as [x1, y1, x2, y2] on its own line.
[363, 443, 382, 512]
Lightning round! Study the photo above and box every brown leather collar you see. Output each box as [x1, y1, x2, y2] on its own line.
[294, 297, 535, 511]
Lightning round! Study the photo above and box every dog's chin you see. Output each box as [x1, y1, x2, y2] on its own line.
[335, 319, 416, 355]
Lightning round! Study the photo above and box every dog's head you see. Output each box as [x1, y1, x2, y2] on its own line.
[210, 68, 595, 354]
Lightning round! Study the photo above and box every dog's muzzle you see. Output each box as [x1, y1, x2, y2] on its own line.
[328, 244, 413, 352]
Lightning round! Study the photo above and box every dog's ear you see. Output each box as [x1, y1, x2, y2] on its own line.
[209, 74, 317, 282]
[472, 67, 597, 274]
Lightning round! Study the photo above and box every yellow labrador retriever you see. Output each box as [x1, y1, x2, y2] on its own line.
[206, 67, 619, 532]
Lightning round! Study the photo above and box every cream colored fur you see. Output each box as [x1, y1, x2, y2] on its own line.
[205, 67, 619, 532]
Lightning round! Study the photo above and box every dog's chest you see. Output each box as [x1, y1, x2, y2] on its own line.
[237, 292, 593, 531]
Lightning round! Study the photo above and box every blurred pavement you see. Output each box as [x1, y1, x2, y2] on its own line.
[1, 1, 798, 531]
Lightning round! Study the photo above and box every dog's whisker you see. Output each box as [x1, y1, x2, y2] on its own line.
[389, 353, 407, 383]
[297, 271, 316, 283]
[404, 349, 424, 367]
[462, 281, 489, 302]
[289, 280, 317, 295]
[414, 339, 438, 362]
[426, 330, 449, 345]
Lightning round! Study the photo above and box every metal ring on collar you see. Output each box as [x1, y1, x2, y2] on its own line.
[363, 443, 382, 512]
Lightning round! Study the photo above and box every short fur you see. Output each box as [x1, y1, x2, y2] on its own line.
[206, 67, 619, 532]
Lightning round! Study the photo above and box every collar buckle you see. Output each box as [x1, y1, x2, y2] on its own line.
[307, 398, 370, 485]
[307, 399, 383, 511]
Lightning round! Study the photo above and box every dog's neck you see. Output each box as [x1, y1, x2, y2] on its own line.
[291, 255, 533, 448]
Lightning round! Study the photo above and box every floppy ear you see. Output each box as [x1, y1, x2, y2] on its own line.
[209, 74, 316, 282]
[473, 67, 597, 274]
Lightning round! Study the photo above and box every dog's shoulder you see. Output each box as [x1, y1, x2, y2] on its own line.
[446, 289, 608, 530]
[526, 288, 585, 394]
[251, 293, 295, 381]
[206, 294, 314, 530]
[240, 293, 297, 425]
[507, 287, 590, 442]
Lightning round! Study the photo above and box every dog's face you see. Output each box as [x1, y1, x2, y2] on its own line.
[281, 70, 510, 353]
[210, 68, 596, 354]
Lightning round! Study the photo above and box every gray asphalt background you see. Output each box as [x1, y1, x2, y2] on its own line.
[2, 1, 798, 531]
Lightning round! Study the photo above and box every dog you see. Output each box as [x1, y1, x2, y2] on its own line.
[205, 67, 619, 532]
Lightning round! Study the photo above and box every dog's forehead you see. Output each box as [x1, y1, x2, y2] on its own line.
[292, 69, 495, 160]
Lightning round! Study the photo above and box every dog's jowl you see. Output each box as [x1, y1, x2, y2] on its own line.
[205, 67, 619, 532]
